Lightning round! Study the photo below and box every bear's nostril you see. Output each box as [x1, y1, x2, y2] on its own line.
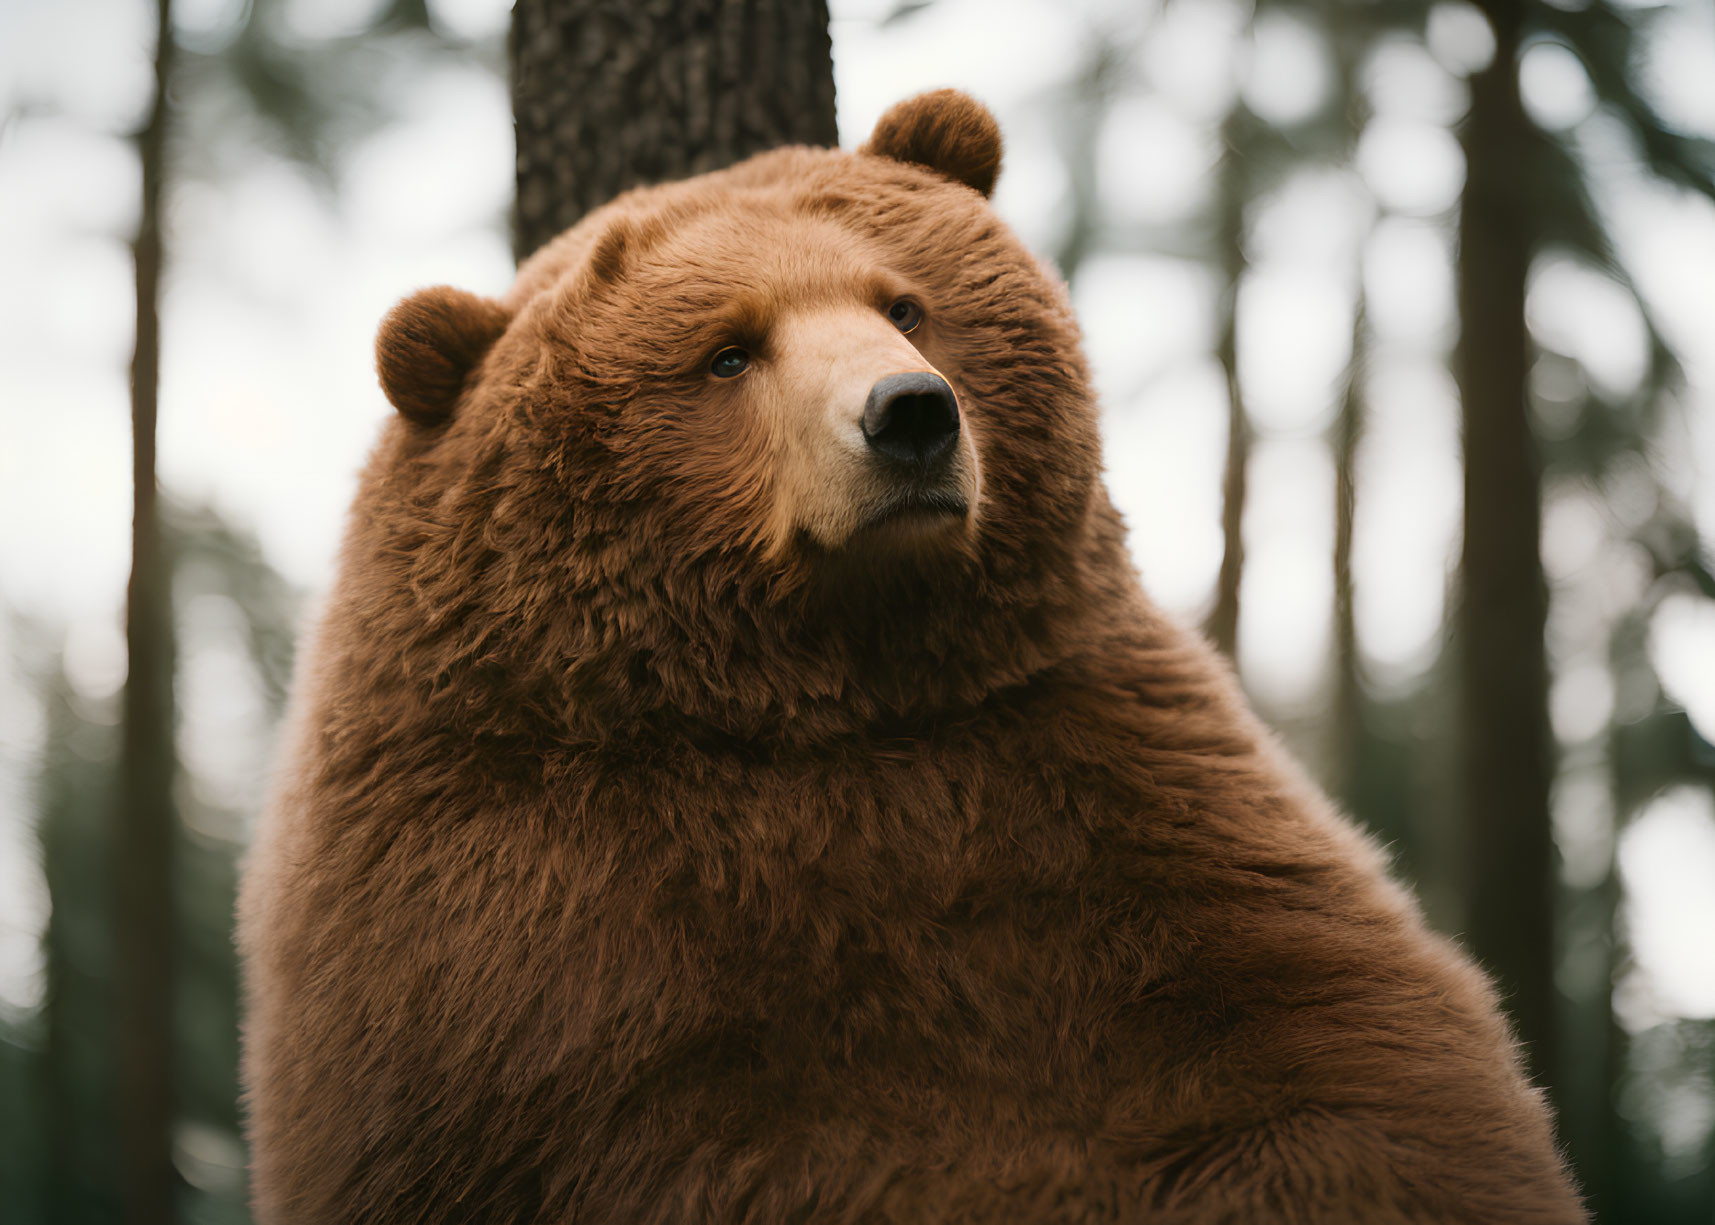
[862, 372, 960, 467]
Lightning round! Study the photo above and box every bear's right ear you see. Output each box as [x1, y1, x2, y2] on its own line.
[861, 89, 1003, 199]
[375, 287, 512, 426]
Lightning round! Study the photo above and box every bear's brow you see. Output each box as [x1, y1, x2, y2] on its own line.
[676, 269, 903, 353]
[633, 211, 909, 350]
[641, 285, 773, 353]
[713, 292, 774, 342]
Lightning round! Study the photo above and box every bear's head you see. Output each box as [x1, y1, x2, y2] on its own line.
[358, 90, 1132, 742]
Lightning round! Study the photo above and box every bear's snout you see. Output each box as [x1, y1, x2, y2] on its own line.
[861, 371, 960, 468]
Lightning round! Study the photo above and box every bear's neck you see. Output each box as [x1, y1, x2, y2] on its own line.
[336, 478, 1155, 750]
[548, 491, 1151, 745]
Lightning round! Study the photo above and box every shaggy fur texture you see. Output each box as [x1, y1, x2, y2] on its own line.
[239, 91, 1585, 1223]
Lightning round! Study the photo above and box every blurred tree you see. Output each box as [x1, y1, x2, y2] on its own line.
[1207, 101, 1259, 661]
[7, 506, 300, 1225]
[1566, 462, 1715, 1221]
[92, 4, 482, 1219]
[1329, 297, 1367, 800]
[1456, 0, 1562, 1114]
[38, 670, 123, 1225]
[1207, 0, 1379, 670]
[116, 0, 178, 1219]
[510, 0, 839, 260]
[169, 505, 301, 1224]
[1318, 0, 1376, 811]
[1455, 0, 1715, 1140]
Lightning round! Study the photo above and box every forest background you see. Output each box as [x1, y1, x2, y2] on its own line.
[1, 0, 1713, 1221]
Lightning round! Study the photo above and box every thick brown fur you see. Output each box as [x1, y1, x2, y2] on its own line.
[240, 91, 1584, 1224]
[376, 286, 513, 425]
[862, 88, 1002, 198]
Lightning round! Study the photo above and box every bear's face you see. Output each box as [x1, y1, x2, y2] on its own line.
[364, 92, 1120, 734]
[529, 204, 986, 561]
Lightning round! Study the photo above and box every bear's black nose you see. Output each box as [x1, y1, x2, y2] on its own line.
[862, 372, 961, 467]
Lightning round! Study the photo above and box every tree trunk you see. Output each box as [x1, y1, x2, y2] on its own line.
[117, 1, 178, 1221]
[1207, 106, 1252, 660]
[1455, 3, 1558, 1102]
[510, 0, 838, 262]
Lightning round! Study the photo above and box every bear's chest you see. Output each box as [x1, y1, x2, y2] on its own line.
[276, 711, 1318, 1211]
[528, 732, 1194, 1042]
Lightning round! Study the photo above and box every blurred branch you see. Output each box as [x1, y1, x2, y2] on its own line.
[1533, 1, 1715, 206]
[173, 0, 492, 193]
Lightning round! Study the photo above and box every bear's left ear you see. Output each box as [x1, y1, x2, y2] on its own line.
[861, 89, 1003, 199]
[375, 286, 512, 426]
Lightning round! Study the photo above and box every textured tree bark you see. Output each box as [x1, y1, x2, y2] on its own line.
[510, 0, 839, 263]
[1455, 2, 1558, 1103]
[117, 1, 178, 1222]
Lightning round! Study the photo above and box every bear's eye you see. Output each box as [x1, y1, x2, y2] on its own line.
[886, 299, 924, 334]
[710, 347, 750, 379]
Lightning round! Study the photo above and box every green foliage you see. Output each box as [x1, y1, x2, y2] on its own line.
[31, 673, 122, 1223]
[1533, 2, 1715, 207]
[1, 504, 298, 1224]
[171, 0, 498, 189]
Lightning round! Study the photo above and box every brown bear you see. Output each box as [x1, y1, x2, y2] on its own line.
[239, 90, 1585, 1224]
